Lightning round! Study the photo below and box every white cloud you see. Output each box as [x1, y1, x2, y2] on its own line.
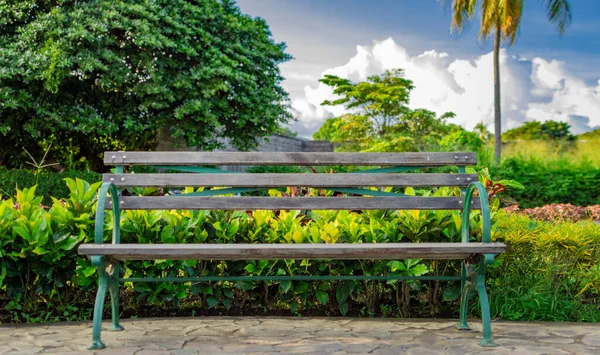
[285, 72, 319, 82]
[290, 38, 600, 137]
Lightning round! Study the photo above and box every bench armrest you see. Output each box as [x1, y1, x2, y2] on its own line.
[94, 182, 121, 245]
[461, 181, 491, 244]
[461, 182, 495, 265]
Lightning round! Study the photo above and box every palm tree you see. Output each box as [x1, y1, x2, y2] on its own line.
[445, 0, 572, 163]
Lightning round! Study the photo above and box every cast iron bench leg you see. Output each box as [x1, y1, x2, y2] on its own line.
[456, 261, 473, 331]
[89, 257, 108, 350]
[108, 263, 124, 332]
[476, 255, 496, 347]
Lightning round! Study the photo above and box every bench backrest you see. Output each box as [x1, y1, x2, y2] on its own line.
[102, 151, 480, 211]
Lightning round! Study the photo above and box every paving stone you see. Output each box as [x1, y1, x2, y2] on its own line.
[174, 350, 208, 355]
[32, 339, 64, 348]
[380, 335, 418, 346]
[464, 348, 515, 355]
[581, 335, 600, 347]
[9, 345, 44, 354]
[182, 344, 225, 354]
[350, 331, 394, 339]
[551, 343, 600, 355]
[311, 328, 356, 337]
[39, 347, 74, 353]
[547, 329, 587, 338]
[96, 347, 139, 355]
[339, 344, 380, 353]
[1, 318, 598, 354]
[220, 344, 280, 353]
[421, 321, 457, 330]
[136, 350, 176, 355]
[276, 343, 346, 353]
[372, 347, 413, 355]
[348, 320, 407, 332]
[511, 346, 571, 355]
[537, 336, 575, 344]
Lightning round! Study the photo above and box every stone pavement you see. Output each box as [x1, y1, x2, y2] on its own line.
[0, 317, 599, 354]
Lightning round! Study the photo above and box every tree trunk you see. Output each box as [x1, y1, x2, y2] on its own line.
[493, 25, 502, 164]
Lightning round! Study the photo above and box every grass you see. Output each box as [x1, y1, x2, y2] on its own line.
[477, 138, 600, 168]
[487, 211, 600, 321]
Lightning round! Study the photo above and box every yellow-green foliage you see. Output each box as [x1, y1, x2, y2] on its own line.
[495, 211, 600, 256]
[489, 211, 600, 321]
[502, 139, 600, 167]
[2, 180, 599, 323]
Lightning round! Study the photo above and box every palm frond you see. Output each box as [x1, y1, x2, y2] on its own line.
[449, 0, 478, 32]
[502, 0, 523, 44]
[540, 0, 572, 34]
[479, 0, 498, 39]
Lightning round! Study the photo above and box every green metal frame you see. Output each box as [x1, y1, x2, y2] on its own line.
[455, 181, 497, 347]
[88, 164, 499, 349]
[89, 172, 124, 350]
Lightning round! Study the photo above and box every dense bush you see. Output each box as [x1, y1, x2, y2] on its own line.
[0, 0, 292, 170]
[489, 212, 600, 321]
[502, 120, 575, 141]
[0, 167, 100, 205]
[1, 179, 599, 323]
[490, 157, 600, 208]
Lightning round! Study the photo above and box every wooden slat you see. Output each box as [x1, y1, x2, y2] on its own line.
[106, 196, 480, 210]
[104, 173, 479, 188]
[78, 243, 506, 260]
[104, 152, 477, 166]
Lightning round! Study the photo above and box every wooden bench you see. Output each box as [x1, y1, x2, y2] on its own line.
[78, 151, 506, 349]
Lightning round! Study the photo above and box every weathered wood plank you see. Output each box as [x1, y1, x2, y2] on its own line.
[78, 243, 506, 260]
[104, 173, 479, 188]
[104, 152, 477, 166]
[106, 196, 480, 210]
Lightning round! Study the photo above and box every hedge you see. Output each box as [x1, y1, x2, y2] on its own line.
[1, 179, 598, 323]
[0, 167, 100, 205]
[489, 157, 600, 208]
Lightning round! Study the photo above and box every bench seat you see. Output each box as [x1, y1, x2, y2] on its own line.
[79, 242, 506, 261]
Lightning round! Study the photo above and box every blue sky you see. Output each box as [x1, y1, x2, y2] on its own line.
[237, 0, 600, 137]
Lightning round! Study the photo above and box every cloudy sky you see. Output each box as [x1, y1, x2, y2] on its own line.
[236, 0, 600, 138]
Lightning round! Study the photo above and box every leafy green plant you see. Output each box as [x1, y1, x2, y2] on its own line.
[0, 167, 100, 205]
[2, 177, 599, 324]
[489, 157, 600, 207]
[487, 211, 600, 321]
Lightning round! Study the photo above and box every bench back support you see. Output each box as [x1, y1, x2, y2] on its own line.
[101, 151, 480, 211]
[104, 151, 477, 166]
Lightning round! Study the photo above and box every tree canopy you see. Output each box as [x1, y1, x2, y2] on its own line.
[0, 0, 292, 170]
[314, 69, 455, 152]
[320, 69, 414, 135]
[502, 120, 575, 141]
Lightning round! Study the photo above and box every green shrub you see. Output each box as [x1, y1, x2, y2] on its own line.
[1, 179, 598, 323]
[488, 211, 600, 321]
[490, 157, 600, 208]
[0, 179, 100, 322]
[0, 167, 100, 205]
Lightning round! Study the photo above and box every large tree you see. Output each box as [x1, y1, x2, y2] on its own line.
[445, 0, 572, 163]
[0, 0, 292, 170]
[315, 69, 454, 152]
